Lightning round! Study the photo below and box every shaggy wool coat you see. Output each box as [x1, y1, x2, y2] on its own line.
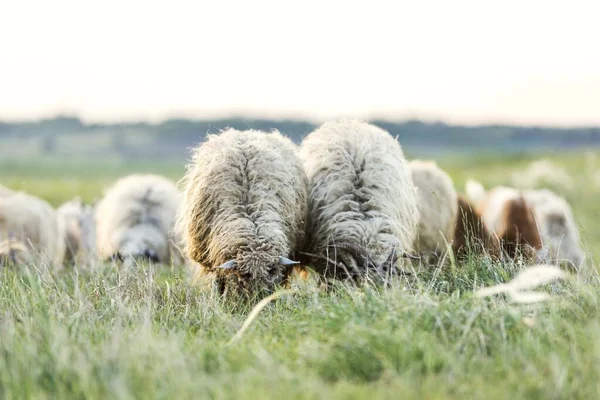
[299, 120, 419, 282]
[177, 128, 308, 293]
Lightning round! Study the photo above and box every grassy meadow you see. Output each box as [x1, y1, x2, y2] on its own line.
[1, 151, 600, 399]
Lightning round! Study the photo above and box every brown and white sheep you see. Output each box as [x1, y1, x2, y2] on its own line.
[466, 180, 542, 261]
[452, 195, 500, 260]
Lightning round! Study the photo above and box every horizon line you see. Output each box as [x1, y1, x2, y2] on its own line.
[2, 110, 600, 130]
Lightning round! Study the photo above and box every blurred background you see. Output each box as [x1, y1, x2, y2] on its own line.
[1, 0, 600, 210]
[1, 0, 599, 160]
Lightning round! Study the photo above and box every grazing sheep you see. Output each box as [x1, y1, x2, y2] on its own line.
[57, 197, 97, 265]
[298, 120, 419, 283]
[409, 160, 458, 259]
[95, 174, 182, 266]
[495, 195, 543, 260]
[465, 179, 487, 208]
[0, 237, 33, 267]
[177, 128, 308, 295]
[522, 189, 585, 269]
[0, 190, 65, 266]
[466, 180, 542, 261]
[452, 195, 500, 260]
[511, 159, 573, 192]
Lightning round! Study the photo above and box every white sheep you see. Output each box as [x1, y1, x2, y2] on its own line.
[522, 189, 585, 269]
[176, 128, 308, 295]
[511, 159, 573, 192]
[0, 189, 65, 267]
[299, 120, 419, 283]
[57, 197, 97, 265]
[408, 160, 458, 259]
[95, 174, 183, 266]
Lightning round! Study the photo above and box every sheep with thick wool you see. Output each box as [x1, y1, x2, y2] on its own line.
[409, 160, 458, 259]
[0, 188, 65, 267]
[299, 120, 419, 283]
[466, 180, 543, 261]
[57, 197, 97, 265]
[95, 174, 183, 265]
[177, 128, 308, 295]
[522, 189, 584, 269]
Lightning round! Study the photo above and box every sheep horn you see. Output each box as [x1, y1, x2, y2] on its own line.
[279, 256, 300, 265]
[216, 259, 237, 269]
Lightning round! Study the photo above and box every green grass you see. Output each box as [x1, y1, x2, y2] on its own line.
[1, 151, 600, 399]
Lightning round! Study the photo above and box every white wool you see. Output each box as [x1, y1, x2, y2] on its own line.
[522, 189, 585, 268]
[299, 120, 419, 279]
[409, 160, 458, 255]
[95, 174, 182, 264]
[0, 190, 65, 266]
[465, 179, 487, 208]
[57, 197, 97, 265]
[511, 159, 574, 192]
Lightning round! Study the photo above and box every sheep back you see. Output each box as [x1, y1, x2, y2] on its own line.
[0, 190, 65, 267]
[477, 185, 542, 261]
[523, 189, 584, 268]
[95, 174, 182, 264]
[299, 120, 419, 282]
[177, 128, 308, 293]
[409, 160, 458, 257]
[57, 197, 97, 265]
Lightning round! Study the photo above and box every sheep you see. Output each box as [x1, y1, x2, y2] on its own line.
[0, 184, 15, 198]
[95, 174, 183, 266]
[495, 195, 543, 260]
[176, 128, 308, 295]
[522, 189, 585, 269]
[466, 180, 542, 261]
[298, 120, 419, 284]
[511, 159, 573, 192]
[57, 197, 97, 265]
[0, 189, 65, 267]
[0, 237, 33, 267]
[408, 160, 458, 260]
[452, 195, 500, 260]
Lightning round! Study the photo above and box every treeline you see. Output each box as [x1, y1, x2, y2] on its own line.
[1, 116, 599, 158]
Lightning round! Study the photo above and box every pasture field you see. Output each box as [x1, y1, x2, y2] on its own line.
[1, 151, 600, 399]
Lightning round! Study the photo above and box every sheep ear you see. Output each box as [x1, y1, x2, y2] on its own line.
[215, 259, 236, 269]
[279, 256, 300, 266]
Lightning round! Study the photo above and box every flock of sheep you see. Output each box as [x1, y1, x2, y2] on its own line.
[0, 120, 585, 296]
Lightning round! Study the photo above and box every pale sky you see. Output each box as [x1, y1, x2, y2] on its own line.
[1, 0, 599, 126]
